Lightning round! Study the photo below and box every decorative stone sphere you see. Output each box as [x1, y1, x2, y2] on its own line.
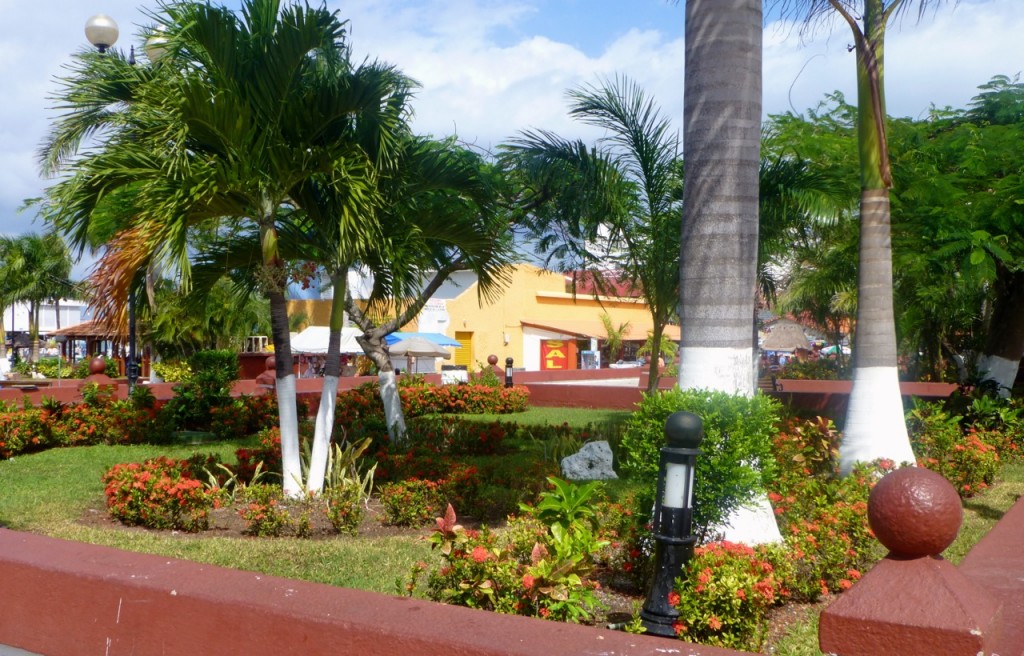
[264, 355, 276, 371]
[868, 467, 962, 558]
[487, 354, 498, 366]
[89, 356, 107, 375]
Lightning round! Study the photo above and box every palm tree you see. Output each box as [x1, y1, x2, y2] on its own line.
[502, 75, 682, 392]
[0, 234, 74, 363]
[599, 312, 631, 363]
[678, 0, 763, 396]
[39, 0, 393, 497]
[769, 0, 952, 473]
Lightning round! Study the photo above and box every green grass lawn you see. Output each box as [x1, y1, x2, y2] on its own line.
[0, 407, 632, 596]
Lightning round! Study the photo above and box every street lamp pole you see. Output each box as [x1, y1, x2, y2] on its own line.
[85, 14, 140, 391]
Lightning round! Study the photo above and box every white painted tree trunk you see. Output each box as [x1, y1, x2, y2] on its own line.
[677, 346, 756, 397]
[306, 375, 339, 494]
[276, 374, 304, 498]
[978, 354, 1019, 398]
[378, 369, 406, 443]
[840, 366, 916, 474]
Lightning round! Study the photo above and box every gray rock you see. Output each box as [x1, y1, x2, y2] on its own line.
[560, 441, 618, 481]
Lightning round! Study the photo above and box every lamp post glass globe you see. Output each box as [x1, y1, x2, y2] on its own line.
[85, 14, 119, 52]
[144, 27, 168, 62]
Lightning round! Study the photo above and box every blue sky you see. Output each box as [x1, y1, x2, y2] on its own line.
[2, 0, 1021, 279]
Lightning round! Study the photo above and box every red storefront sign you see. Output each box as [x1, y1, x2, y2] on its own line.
[541, 340, 569, 370]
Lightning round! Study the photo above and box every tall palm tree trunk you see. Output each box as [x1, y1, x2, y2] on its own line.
[262, 222, 302, 498]
[355, 332, 407, 443]
[838, 0, 915, 474]
[307, 271, 347, 494]
[977, 266, 1024, 396]
[678, 0, 762, 396]
[678, 0, 781, 545]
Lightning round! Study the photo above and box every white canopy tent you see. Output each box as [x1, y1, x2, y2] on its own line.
[290, 326, 364, 354]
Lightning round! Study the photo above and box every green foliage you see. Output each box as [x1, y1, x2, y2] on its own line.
[33, 357, 70, 379]
[324, 483, 365, 536]
[472, 362, 504, 388]
[767, 417, 885, 600]
[103, 456, 218, 532]
[411, 502, 605, 623]
[238, 484, 293, 537]
[151, 359, 192, 383]
[907, 400, 1003, 496]
[672, 541, 787, 650]
[522, 476, 602, 533]
[161, 349, 239, 432]
[620, 388, 781, 537]
[379, 479, 446, 527]
[70, 357, 121, 379]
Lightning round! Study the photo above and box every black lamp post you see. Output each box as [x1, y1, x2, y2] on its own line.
[640, 410, 703, 637]
[504, 357, 514, 388]
[85, 14, 165, 391]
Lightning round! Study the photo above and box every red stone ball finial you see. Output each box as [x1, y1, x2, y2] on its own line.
[868, 467, 963, 558]
[89, 356, 106, 375]
[487, 354, 498, 366]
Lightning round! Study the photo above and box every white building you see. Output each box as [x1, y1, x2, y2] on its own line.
[3, 299, 90, 336]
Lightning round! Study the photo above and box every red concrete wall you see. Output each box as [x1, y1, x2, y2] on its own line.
[0, 529, 746, 656]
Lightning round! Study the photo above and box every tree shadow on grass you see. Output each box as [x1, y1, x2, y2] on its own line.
[963, 493, 1023, 522]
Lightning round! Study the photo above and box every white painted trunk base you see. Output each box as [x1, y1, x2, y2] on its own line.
[977, 354, 1019, 398]
[717, 493, 783, 545]
[840, 366, 916, 476]
[678, 346, 756, 397]
[306, 375, 339, 495]
[275, 374, 304, 498]
[378, 371, 407, 443]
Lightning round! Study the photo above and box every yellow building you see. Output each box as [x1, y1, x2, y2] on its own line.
[287, 263, 679, 372]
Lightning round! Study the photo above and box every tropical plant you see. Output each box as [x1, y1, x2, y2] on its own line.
[501, 75, 681, 392]
[38, 0, 406, 497]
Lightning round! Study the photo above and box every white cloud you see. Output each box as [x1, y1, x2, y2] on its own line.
[2, 0, 1020, 246]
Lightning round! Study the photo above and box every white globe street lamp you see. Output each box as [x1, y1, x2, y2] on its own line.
[84, 14, 119, 53]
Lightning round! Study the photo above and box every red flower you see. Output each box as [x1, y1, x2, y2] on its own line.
[470, 546, 489, 563]
[707, 616, 722, 631]
[522, 574, 535, 589]
[667, 591, 680, 606]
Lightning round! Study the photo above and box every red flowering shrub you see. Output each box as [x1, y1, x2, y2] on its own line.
[408, 504, 604, 623]
[102, 456, 220, 532]
[379, 479, 446, 526]
[672, 541, 787, 650]
[0, 409, 53, 458]
[907, 402, 1002, 497]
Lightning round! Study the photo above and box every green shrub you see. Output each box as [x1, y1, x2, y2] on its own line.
[410, 501, 605, 623]
[907, 400, 1002, 496]
[162, 349, 239, 432]
[238, 484, 293, 537]
[70, 356, 121, 378]
[620, 388, 781, 538]
[151, 359, 192, 383]
[767, 417, 885, 601]
[378, 479, 446, 527]
[324, 483, 365, 535]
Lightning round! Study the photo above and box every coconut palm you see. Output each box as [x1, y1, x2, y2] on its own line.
[769, 0, 952, 473]
[39, 0, 398, 497]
